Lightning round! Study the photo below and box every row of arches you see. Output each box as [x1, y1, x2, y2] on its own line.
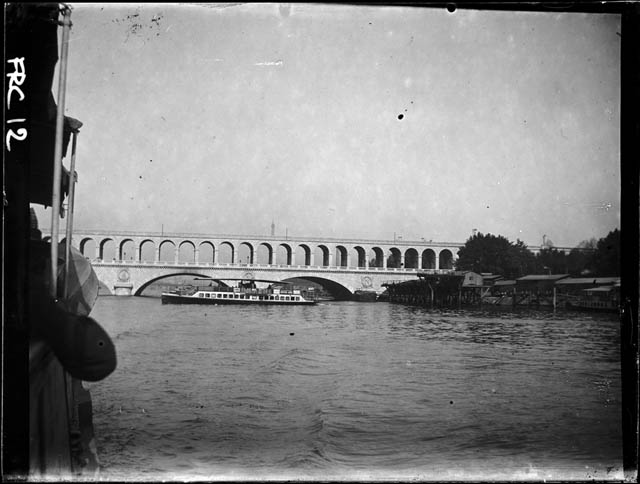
[79, 238, 455, 270]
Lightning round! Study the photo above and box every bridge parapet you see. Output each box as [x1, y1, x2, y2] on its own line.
[67, 228, 464, 247]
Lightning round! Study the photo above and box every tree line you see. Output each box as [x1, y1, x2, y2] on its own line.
[455, 229, 620, 279]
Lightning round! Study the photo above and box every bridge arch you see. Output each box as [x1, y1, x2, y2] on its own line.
[198, 241, 215, 264]
[387, 247, 402, 268]
[370, 247, 384, 267]
[404, 248, 419, 269]
[99, 238, 116, 261]
[335, 245, 348, 267]
[159, 240, 176, 263]
[439, 249, 454, 270]
[256, 242, 273, 265]
[421, 249, 435, 269]
[282, 276, 353, 300]
[119, 238, 135, 261]
[79, 237, 96, 258]
[219, 241, 235, 264]
[178, 240, 196, 263]
[238, 242, 254, 264]
[139, 239, 156, 262]
[276, 243, 292, 265]
[315, 245, 330, 266]
[353, 246, 367, 268]
[296, 244, 312, 266]
[134, 272, 216, 296]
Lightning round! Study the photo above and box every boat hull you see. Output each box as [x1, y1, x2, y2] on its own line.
[161, 293, 316, 306]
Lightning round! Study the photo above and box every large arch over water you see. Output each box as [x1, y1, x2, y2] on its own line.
[135, 272, 225, 296]
[282, 276, 353, 300]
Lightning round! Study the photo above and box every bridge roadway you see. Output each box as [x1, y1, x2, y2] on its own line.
[65, 229, 464, 297]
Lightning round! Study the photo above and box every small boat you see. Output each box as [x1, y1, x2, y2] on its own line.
[161, 278, 317, 305]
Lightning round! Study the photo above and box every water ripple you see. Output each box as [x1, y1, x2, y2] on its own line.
[88, 298, 622, 481]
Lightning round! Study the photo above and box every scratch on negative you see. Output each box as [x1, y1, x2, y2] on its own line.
[255, 60, 283, 66]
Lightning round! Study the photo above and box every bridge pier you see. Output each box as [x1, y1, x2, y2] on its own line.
[113, 282, 133, 296]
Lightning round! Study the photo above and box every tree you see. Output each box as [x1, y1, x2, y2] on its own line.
[535, 247, 568, 275]
[510, 239, 538, 277]
[455, 233, 536, 278]
[592, 229, 620, 276]
[577, 238, 598, 250]
[566, 248, 592, 276]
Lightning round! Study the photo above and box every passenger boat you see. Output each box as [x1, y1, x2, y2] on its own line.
[161, 278, 317, 305]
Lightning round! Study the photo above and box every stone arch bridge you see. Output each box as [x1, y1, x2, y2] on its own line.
[64, 230, 464, 297]
[93, 261, 457, 298]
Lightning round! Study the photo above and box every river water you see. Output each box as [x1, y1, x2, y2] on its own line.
[87, 297, 623, 481]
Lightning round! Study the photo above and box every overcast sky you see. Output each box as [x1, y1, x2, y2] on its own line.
[47, 3, 620, 247]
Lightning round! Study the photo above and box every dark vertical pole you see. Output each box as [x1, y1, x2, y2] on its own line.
[620, 6, 639, 478]
[64, 132, 78, 298]
[49, 6, 72, 299]
[429, 283, 434, 309]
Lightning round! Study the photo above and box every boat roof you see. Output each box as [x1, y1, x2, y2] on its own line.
[494, 280, 516, 286]
[555, 277, 620, 285]
[516, 274, 570, 282]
